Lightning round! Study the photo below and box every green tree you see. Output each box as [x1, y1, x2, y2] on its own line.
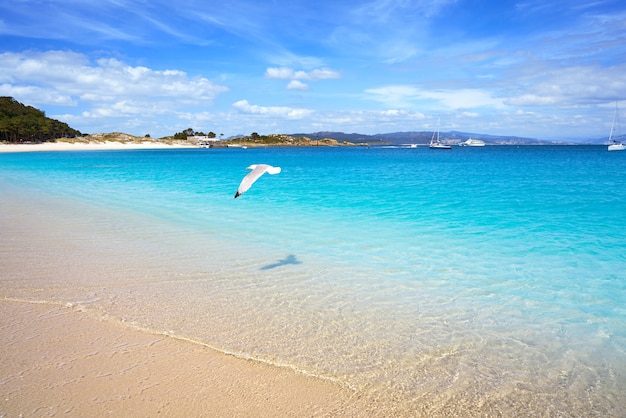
[0, 97, 81, 142]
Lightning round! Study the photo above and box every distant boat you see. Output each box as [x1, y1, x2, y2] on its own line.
[459, 138, 485, 147]
[429, 118, 451, 150]
[608, 102, 625, 151]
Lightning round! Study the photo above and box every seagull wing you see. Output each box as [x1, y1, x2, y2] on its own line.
[234, 164, 270, 198]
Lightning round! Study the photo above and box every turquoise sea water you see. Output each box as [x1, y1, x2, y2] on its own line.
[1, 145, 626, 415]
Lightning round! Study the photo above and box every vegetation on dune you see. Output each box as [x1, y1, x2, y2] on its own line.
[77, 133, 187, 145]
[171, 128, 354, 147]
[227, 132, 348, 147]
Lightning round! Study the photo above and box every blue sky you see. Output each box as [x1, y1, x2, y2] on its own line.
[1, 0, 625, 140]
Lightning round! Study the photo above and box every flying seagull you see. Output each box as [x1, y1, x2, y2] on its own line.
[234, 164, 281, 198]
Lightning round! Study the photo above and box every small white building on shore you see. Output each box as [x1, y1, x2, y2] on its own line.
[190, 135, 219, 147]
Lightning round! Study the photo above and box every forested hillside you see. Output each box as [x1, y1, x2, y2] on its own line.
[0, 97, 81, 142]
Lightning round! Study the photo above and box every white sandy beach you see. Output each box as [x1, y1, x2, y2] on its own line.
[0, 300, 373, 417]
[0, 140, 196, 153]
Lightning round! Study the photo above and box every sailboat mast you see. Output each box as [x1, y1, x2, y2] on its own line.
[430, 117, 440, 144]
[609, 102, 618, 143]
[607, 101, 625, 151]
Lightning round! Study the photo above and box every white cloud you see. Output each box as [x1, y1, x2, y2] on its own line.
[420, 89, 503, 109]
[264, 67, 294, 79]
[267, 53, 328, 70]
[265, 66, 340, 81]
[365, 84, 503, 109]
[502, 64, 626, 106]
[313, 108, 428, 132]
[0, 50, 232, 136]
[307, 68, 341, 80]
[505, 94, 556, 106]
[0, 84, 75, 105]
[232, 100, 313, 119]
[379, 109, 426, 119]
[0, 50, 229, 106]
[364, 85, 422, 107]
[287, 80, 309, 90]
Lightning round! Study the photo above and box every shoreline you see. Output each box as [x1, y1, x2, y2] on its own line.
[0, 299, 372, 417]
[0, 140, 195, 153]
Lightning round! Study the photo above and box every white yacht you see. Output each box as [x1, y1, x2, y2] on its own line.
[459, 138, 485, 147]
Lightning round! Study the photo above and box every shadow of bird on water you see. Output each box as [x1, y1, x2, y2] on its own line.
[261, 254, 302, 270]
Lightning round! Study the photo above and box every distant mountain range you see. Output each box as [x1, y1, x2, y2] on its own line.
[291, 131, 618, 146]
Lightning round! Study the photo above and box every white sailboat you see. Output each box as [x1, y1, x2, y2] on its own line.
[608, 102, 625, 151]
[429, 118, 451, 150]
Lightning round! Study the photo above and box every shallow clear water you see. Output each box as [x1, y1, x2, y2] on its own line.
[1, 146, 626, 415]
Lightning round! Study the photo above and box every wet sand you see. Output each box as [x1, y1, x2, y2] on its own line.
[0, 299, 371, 417]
